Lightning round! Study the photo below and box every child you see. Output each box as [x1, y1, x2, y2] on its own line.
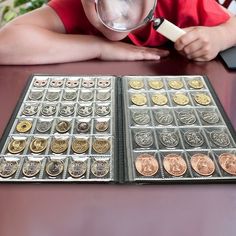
[0, 0, 235, 65]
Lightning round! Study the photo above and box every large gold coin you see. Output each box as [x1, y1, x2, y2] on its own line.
[129, 80, 144, 89]
[219, 153, 236, 176]
[93, 139, 110, 154]
[188, 79, 204, 89]
[16, 120, 32, 133]
[194, 93, 211, 105]
[8, 139, 26, 154]
[173, 93, 189, 106]
[148, 80, 164, 90]
[30, 138, 47, 153]
[151, 94, 168, 106]
[71, 138, 89, 154]
[168, 80, 184, 89]
[50, 138, 68, 154]
[131, 94, 147, 106]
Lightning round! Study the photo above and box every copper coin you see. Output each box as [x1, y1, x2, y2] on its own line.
[16, 120, 32, 133]
[8, 139, 26, 154]
[92, 139, 110, 154]
[68, 160, 87, 178]
[55, 120, 71, 133]
[163, 154, 187, 177]
[0, 159, 18, 178]
[22, 160, 41, 177]
[76, 122, 90, 133]
[46, 160, 64, 177]
[135, 154, 158, 177]
[95, 121, 109, 132]
[190, 154, 215, 176]
[50, 138, 68, 154]
[30, 138, 48, 153]
[219, 153, 236, 176]
[71, 138, 89, 154]
[91, 160, 110, 177]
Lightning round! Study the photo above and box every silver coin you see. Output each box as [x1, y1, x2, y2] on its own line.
[63, 91, 77, 101]
[210, 130, 230, 147]
[96, 105, 110, 116]
[22, 160, 41, 177]
[155, 111, 173, 125]
[28, 91, 43, 100]
[132, 112, 150, 125]
[96, 91, 111, 101]
[76, 122, 90, 133]
[59, 105, 75, 116]
[178, 111, 196, 125]
[159, 131, 179, 148]
[46, 160, 64, 177]
[68, 160, 87, 178]
[201, 111, 220, 124]
[82, 80, 94, 88]
[66, 79, 79, 88]
[77, 105, 93, 117]
[55, 120, 71, 133]
[33, 79, 47, 87]
[184, 130, 204, 147]
[134, 130, 153, 148]
[80, 91, 93, 101]
[36, 120, 52, 133]
[0, 160, 18, 178]
[50, 79, 63, 87]
[45, 91, 60, 101]
[97, 79, 111, 88]
[41, 105, 57, 116]
[91, 160, 110, 177]
[22, 105, 38, 116]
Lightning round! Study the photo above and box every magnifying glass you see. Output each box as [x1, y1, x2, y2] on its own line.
[95, 0, 186, 42]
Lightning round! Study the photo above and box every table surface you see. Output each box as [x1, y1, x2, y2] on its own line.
[0, 52, 236, 236]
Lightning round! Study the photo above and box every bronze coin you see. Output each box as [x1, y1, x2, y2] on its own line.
[8, 139, 26, 154]
[163, 154, 187, 177]
[92, 139, 110, 154]
[95, 121, 109, 132]
[76, 122, 90, 133]
[0, 159, 18, 178]
[30, 138, 48, 153]
[71, 138, 89, 154]
[135, 154, 159, 177]
[219, 153, 236, 176]
[22, 160, 41, 177]
[50, 138, 68, 154]
[46, 160, 64, 177]
[55, 120, 71, 133]
[91, 160, 110, 177]
[16, 120, 32, 133]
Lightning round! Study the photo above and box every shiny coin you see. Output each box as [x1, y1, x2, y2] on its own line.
[46, 160, 64, 177]
[0, 160, 18, 178]
[194, 93, 211, 105]
[135, 154, 158, 177]
[168, 80, 184, 89]
[80, 90, 94, 101]
[28, 90, 43, 100]
[188, 79, 204, 89]
[97, 79, 111, 88]
[41, 105, 56, 116]
[72, 138, 89, 154]
[219, 153, 236, 176]
[210, 130, 230, 147]
[82, 79, 94, 88]
[63, 91, 77, 101]
[55, 120, 71, 133]
[129, 80, 144, 89]
[45, 91, 60, 101]
[59, 105, 74, 116]
[96, 91, 111, 101]
[33, 79, 47, 87]
[22, 160, 41, 177]
[77, 105, 93, 117]
[8, 139, 26, 154]
[173, 93, 189, 106]
[36, 120, 52, 133]
[16, 120, 32, 133]
[155, 111, 173, 125]
[134, 131, 153, 148]
[68, 160, 87, 178]
[50, 139, 68, 154]
[22, 105, 38, 116]
[96, 105, 110, 116]
[132, 112, 150, 125]
[30, 138, 47, 153]
[148, 80, 164, 90]
[201, 111, 220, 124]
[66, 79, 79, 88]
[95, 121, 109, 132]
[177, 111, 196, 125]
[184, 130, 204, 147]
[91, 160, 110, 177]
[131, 94, 147, 106]
[76, 122, 90, 133]
[163, 154, 187, 177]
[191, 154, 215, 176]
[93, 139, 110, 154]
[152, 94, 168, 106]
[50, 79, 63, 87]
[159, 131, 179, 148]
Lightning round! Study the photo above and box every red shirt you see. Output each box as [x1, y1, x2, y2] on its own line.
[48, 0, 230, 46]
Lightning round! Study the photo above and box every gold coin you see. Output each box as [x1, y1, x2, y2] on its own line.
[194, 93, 211, 105]
[16, 120, 32, 133]
[8, 139, 26, 154]
[219, 153, 236, 176]
[0, 160, 18, 178]
[148, 80, 164, 90]
[22, 160, 41, 177]
[50, 138, 68, 154]
[30, 138, 47, 153]
[168, 80, 184, 89]
[131, 94, 147, 106]
[71, 138, 89, 154]
[93, 139, 110, 154]
[129, 80, 144, 89]
[46, 160, 64, 177]
[188, 79, 204, 89]
[151, 94, 168, 106]
[173, 93, 189, 105]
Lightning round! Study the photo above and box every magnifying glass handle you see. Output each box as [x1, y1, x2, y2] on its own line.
[153, 18, 186, 42]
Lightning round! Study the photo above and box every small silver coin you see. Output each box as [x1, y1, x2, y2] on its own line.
[33, 79, 47, 87]
[159, 131, 179, 148]
[50, 79, 63, 87]
[178, 111, 196, 125]
[96, 91, 111, 101]
[76, 122, 90, 133]
[59, 105, 75, 116]
[63, 91, 77, 101]
[0, 160, 18, 178]
[41, 105, 57, 116]
[22, 105, 38, 116]
[97, 79, 111, 88]
[45, 91, 60, 101]
[46, 160, 64, 177]
[132, 112, 150, 125]
[28, 91, 43, 100]
[155, 111, 174, 125]
[91, 160, 110, 177]
[134, 130, 153, 148]
[82, 80, 94, 88]
[96, 105, 110, 116]
[184, 130, 204, 147]
[210, 130, 230, 147]
[66, 79, 79, 88]
[22, 160, 41, 177]
[77, 105, 93, 117]
[68, 160, 87, 178]
[80, 91, 94, 101]
[201, 111, 220, 124]
[36, 120, 52, 133]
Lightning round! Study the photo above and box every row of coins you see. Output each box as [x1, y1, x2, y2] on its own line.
[0, 158, 110, 179]
[7, 137, 111, 154]
[134, 152, 236, 177]
[128, 78, 205, 90]
[132, 129, 232, 149]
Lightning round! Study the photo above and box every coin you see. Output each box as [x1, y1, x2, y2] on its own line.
[194, 93, 211, 105]
[96, 105, 110, 116]
[76, 122, 90, 133]
[210, 130, 230, 147]
[30, 138, 48, 153]
[129, 80, 144, 89]
[50, 138, 68, 154]
[97, 79, 111, 88]
[154, 111, 173, 125]
[28, 90, 43, 100]
[41, 104, 56, 116]
[163, 154, 187, 177]
[22, 160, 41, 177]
[16, 120, 32, 133]
[168, 80, 184, 89]
[33, 79, 47, 87]
[91, 160, 110, 177]
[93, 139, 110, 154]
[63, 91, 77, 101]
[201, 111, 220, 124]
[131, 94, 147, 106]
[148, 80, 164, 90]
[77, 105, 93, 117]
[45, 91, 60, 101]
[134, 131, 153, 148]
[68, 160, 87, 178]
[46, 160, 64, 177]
[188, 79, 204, 89]
[159, 131, 179, 148]
[173, 93, 189, 106]
[82, 79, 94, 88]
[72, 138, 89, 154]
[80, 90, 94, 101]
[177, 111, 196, 125]
[59, 105, 74, 116]
[0, 159, 18, 178]
[50, 79, 63, 87]
[8, 139, 26, 154]
[22, 104, 38, 116]
[190, 154, 215, 176]
[55, 120, 71, 133]
[36, 120, 52, 133]
[96, 91, 111, 101]
[132, 112, 150, 125]
[184, 130, 204, 147]
[135, 154, 158, 177]
[151, 94, 168, 106]
[219, 153, 236, 176]
[66, 79, 79, 88]
[95, 121, 109, 132]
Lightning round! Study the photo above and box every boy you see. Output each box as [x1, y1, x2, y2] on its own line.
[0, 0, 235, 65]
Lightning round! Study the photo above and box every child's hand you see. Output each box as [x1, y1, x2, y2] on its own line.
[174, 26, 223, 61]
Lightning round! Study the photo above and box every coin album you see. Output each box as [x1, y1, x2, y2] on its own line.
[0, 75, 235, 183]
